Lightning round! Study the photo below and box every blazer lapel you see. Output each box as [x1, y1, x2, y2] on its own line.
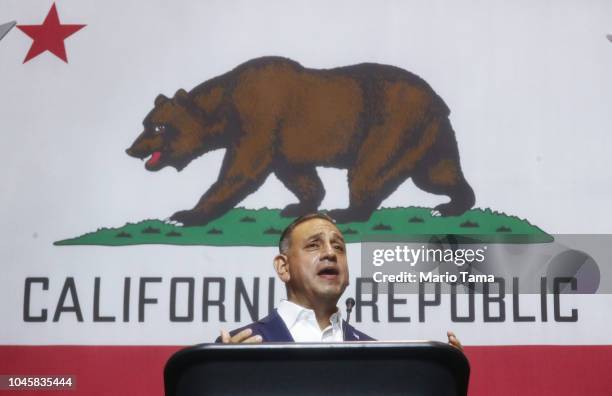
[342, 321, 361, 341]
[258, 309, 294, 342]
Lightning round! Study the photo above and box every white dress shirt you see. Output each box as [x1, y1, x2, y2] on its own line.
[276, 299, 344, 342]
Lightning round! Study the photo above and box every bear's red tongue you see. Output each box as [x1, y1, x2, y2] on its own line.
[146, 151, 162, 166]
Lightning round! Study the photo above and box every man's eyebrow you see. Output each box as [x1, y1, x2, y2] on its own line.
[303, 232, 345, 245]
[331, 233, 345, 244]
[304, 233, 324, 243]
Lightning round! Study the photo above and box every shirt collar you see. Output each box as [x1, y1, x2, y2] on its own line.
[277, 299, 342, 330]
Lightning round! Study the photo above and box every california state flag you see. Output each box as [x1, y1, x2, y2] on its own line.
[1, 1, 612, 395]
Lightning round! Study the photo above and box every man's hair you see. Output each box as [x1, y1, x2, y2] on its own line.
[278, 212, 337, 253]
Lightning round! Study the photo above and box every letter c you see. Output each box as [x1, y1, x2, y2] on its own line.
[24, 277, 48, 322]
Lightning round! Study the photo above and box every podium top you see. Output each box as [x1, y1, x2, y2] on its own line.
[165, 341, 470, 396]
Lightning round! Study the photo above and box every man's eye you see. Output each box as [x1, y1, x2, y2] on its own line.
[306, 243, 319, 249]
[153, 125, 165, 134]
[334, 244, 345, 252]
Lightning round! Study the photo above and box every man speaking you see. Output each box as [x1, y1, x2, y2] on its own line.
[218, 213, 462, 349]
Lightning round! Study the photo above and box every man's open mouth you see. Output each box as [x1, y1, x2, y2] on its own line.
[317, 267, 339, 279]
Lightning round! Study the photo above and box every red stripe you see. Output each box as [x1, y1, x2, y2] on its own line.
[0, 346, 180, 395]
[1, 345, 611, 395]
[465, 345, 612, 396]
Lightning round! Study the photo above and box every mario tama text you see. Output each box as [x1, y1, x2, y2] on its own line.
[373, 271, 494, 284]
[366, 243, 494, 286]
[360, 239, 607, 293]
[22, 276, 578, 324]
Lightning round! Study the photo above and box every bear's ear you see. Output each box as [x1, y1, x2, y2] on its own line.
[155, 94, 169, 106]
[173, 88, 190, 106]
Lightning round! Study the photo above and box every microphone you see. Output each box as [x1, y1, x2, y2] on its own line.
[343, 297, 356, 341]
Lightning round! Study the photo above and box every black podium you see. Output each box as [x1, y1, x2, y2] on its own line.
[165, 341, 469, 396]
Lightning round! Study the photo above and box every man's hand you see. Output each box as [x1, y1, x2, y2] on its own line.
[220, 328, 263, 344]
[447, 331, 463, 352]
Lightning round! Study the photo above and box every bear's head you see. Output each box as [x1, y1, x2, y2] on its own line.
[126, 88, 226, 171]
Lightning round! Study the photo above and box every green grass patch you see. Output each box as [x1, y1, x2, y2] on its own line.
[53, 207, 551, 247]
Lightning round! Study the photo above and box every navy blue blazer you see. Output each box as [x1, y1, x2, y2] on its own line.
[215, 309, 374, 342]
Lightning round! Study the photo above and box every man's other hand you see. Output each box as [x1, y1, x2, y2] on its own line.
[220, 328, 263, 344]
[447, 331, 463, 352]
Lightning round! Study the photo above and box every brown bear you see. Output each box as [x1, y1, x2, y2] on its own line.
[126, 56, 474, 226]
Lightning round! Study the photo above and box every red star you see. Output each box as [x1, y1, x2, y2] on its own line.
[17, 3, 85, 63]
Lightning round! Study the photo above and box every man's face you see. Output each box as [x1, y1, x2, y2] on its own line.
[282, 218, 349, 308]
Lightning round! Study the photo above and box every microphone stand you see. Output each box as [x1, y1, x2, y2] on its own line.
[343, 297, 355, 341]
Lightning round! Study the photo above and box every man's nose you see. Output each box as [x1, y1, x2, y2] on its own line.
[320, 242, 337, 261]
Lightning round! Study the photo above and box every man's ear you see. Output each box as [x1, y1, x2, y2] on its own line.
[273, 254, 290, 283]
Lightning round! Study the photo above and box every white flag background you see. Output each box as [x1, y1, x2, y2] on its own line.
[1, 1, 612, 395]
